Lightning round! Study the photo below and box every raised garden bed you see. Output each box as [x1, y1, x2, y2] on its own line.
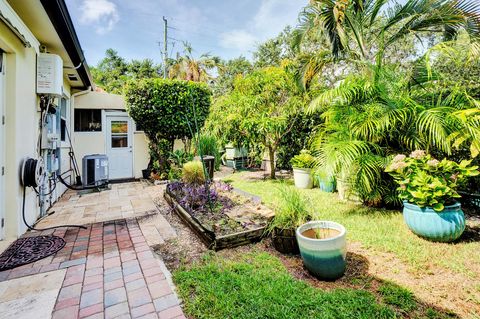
[164, 181, 273, 250]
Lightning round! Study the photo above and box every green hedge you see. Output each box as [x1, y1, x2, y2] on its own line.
[125, 79, 211, 174]
[125, 79, 211, 142]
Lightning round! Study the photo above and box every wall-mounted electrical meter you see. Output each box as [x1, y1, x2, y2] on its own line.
[37, 53, 63, 96]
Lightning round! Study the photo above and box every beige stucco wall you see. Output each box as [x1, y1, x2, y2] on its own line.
[0, 13, 76, 239]
[1, 22, 39, 238]
[75, 91, 125, 110]
[134, 132, 149, 178]
[72, 132, 106, 175]
[0, 19, 77, 238]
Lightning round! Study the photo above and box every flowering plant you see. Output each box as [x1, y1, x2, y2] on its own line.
[385, 150, 479, 211]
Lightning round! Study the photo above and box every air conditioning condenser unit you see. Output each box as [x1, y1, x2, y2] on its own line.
[82, 154, 108, 187]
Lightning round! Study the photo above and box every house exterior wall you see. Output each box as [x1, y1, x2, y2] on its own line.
[0, 16, 76, 238]
[1, 22, 39, 239]
[0, 2, 81, 239]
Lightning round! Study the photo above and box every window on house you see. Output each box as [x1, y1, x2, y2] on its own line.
[60, 98, 68, 141]
[74, 109, 102, 132]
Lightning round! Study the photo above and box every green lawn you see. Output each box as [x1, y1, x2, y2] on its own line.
[224, 172, 480, 278]
[174, 251, 454, 319]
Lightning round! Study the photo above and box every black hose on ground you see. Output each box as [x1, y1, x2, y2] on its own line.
[57, 173, 99, 191]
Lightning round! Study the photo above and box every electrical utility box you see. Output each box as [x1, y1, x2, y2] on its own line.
[41, 113, 60, 150]
[82, 154, 109, 187]
[37, 53, 63, 96]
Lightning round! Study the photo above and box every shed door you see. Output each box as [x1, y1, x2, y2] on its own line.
[106, 115, 133, 179]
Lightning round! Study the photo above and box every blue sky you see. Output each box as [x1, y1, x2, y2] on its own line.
[65, 0, 309, 67]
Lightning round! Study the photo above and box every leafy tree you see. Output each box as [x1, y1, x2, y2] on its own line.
[212, 56, 253, 97]
[205, 67, 304, 179]
[91, 49, 161, 93]
[91, 49, 128, 93]
[168, 42, 220, 82]
[125, 79, 212, 172]
[276, 111, 323, 170]
[128, 59, 161, 79]
[254, 27, 296, 68]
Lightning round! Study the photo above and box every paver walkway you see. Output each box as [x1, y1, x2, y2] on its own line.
[0, 182, 185, 319]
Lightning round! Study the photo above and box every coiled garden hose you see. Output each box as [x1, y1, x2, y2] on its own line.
[21, 158, 86, 231]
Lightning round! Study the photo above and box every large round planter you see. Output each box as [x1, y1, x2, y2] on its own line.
[403, 201, 465, 242]
[293, 168, 313, 189]
[272, 227, 299, 255]
[316, 176, 335, 193]
[296, 221, 346, 280]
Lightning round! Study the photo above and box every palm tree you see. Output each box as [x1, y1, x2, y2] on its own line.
[294, 0, 480, 86]
[309, 37, 480, 205]
[168, 42, 220, 82]
[299, 0, 480, 61]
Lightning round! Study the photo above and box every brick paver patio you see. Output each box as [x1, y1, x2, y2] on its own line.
[0, 218, 185, 319]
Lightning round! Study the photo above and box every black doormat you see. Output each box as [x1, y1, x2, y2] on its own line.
[0, 236, 66, 272]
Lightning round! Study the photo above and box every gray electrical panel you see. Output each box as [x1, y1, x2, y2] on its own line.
[82, 154, 108, 187]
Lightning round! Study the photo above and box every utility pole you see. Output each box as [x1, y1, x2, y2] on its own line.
[163, 16, 168, 79]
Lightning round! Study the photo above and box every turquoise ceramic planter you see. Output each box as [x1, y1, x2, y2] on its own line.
[296, 221, 346, 280]
[403, 201, 465, 242]
[316, 176, 335, 193]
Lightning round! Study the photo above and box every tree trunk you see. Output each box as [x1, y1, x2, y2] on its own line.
[268, 147, 276, 180]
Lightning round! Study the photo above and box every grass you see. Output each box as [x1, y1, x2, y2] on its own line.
[174, 251, 395, 319]
[224, 172, 480, 278]
[173, 251, 456, 319]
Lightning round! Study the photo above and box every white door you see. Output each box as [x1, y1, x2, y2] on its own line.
[106, 115, 133, 179]
[0, 52, 5, 239]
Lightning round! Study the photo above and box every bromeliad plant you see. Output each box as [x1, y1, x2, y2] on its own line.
[386, 150, 479, 211]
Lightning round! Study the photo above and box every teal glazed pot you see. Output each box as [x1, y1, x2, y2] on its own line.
[403, 201, 465, 242]
[317, 176, 335, 193]
[296, 221, 346, 280]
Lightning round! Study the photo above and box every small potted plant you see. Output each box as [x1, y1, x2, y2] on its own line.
[386, 150, 479, 242]
[267, 185, 311, 254]
[291, 150, 315, 189]
[296, 220, 347, 280]
[315, 168, 335, 192]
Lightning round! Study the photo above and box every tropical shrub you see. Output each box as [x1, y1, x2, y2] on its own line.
[182, 161, 206, 185]
[125, 79, 211, 176]
[309, 62, 480, 207]
[386, 151, 479, 211]
[276, 112, 323, 169]
[290, 150, 315, 169]
[267, 185, 311, 232]
[193, 134, 221, 170]
[167, 150, 193, 181]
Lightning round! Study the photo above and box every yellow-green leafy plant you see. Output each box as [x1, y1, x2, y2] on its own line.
[290, 150, 315, 169]
[386, 150, 479, 211]
[182, 161, 205, 185]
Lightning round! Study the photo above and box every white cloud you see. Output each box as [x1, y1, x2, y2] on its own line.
[219, 30, 257, 51]
[218, 0, 306, 52]
[79, 0, 119, 34]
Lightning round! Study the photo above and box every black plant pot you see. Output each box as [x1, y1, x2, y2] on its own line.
[194, 155, 215, 179]
[272, 227, 299, 255]
[142, 169, 151, 179]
